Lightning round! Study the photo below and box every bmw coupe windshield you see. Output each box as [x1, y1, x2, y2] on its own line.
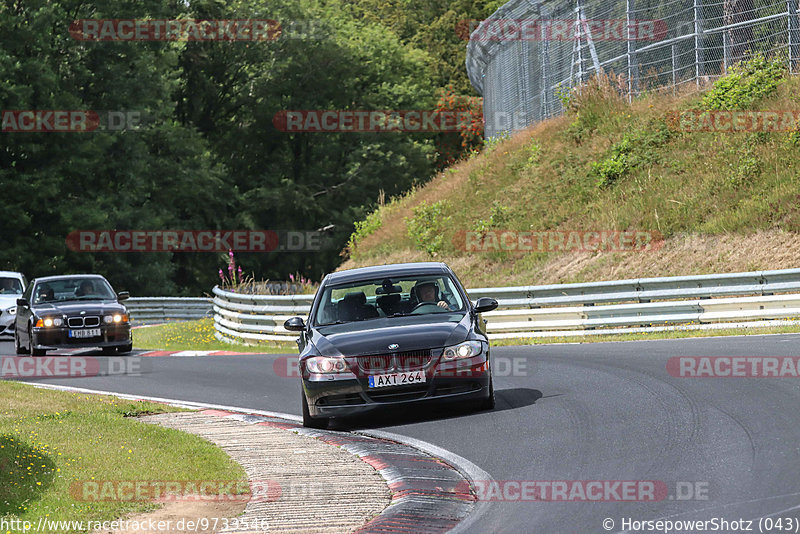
[314, 274, 467, 326]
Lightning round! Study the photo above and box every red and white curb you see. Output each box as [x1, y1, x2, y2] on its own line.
[27, 384, 492, 534]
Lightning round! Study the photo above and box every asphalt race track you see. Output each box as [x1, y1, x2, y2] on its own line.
[3, 334, 800, 533]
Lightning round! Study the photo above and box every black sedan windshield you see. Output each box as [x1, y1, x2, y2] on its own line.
[314, 275, 466, 326]
[33, 278, 116, 304]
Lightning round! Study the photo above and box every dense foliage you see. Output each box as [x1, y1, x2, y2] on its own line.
[0, 0, 491, 294]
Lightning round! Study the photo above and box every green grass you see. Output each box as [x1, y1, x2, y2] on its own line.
[0, 382, 247, 533]
[133, 318, 295, 353]
[490, 323, 800, 346]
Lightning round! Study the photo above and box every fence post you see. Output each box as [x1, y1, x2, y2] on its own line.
[577, 0, 602, 74]
[626, 0, 639, 100]
[541, 24, 551, 118]
[672, 43, 677, 94]
[575, 0, 584, 86]
[519, 38, 531, 130]
[694, 0, 704, 86]
[790, 0, 799, 73]
[723, 30, 729, 73]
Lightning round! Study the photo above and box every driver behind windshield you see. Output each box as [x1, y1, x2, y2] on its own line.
[415, 281, 451, 310]
[0, 279, 19, 294]
[75, 280, 94, 297]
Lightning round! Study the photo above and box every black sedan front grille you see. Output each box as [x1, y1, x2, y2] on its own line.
[67, 316, 101, 328]
[355, 349, 434, 373]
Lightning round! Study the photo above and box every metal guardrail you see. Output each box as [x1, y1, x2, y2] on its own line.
[211, 267, 800, 343]
[126, 297, 213, 324]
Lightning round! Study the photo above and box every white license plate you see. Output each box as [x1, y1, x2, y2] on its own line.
[368, 371, 426, 388]
[69, 328, 101, 339]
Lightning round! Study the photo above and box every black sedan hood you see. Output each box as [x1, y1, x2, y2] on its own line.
[32, 300, 126, 315]
[310, 313, 471, 356]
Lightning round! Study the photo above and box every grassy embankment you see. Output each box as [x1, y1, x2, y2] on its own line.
[345, 56, 800, 286]
[0, 382, 247, 532]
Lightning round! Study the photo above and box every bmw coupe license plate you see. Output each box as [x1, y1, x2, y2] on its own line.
[368, 371, 426, 388]
[69, 328, 101, 339]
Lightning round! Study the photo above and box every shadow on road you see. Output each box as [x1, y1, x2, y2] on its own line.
[331, 387, 544, 430]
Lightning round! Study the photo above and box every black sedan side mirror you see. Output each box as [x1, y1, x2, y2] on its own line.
[474, 297, 498, 313]
[284, 316, 306, 332]
[117, 291, 130, 301]
[16, 298, 28, 307]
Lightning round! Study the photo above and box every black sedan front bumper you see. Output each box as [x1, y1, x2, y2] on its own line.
[31, 323, 131, 350]
[303, 354, 491, 418]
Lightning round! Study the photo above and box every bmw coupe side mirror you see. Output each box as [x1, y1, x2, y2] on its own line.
[16, 298, 28, 307]
[474, 297, 498, 313]
[117, 291, 130, 301]
[284, 316, 306, 332]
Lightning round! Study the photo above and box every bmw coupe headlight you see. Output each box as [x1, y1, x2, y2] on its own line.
[36, 317, 62, 327]
[442, 341, 483, 361]
[305, 356, 349, 374]
[105, 314, 129, 324]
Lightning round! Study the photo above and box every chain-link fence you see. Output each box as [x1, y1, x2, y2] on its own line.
[466, 0, 800, 138]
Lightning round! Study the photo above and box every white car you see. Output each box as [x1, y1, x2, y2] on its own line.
[0, 271, 26, 337]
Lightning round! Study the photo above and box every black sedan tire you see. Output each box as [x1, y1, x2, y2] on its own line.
[302, 390, 329, 429]
[30, 328, 46, 356]
[477, 373, 495, 411]
[15, 331, 29, 355]
[117, 342, 133, 354]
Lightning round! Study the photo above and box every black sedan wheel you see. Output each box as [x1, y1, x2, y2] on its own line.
[477, 373, 495, 411]
[302, 390, 329, 429]
[29, 327, 46, 356]
[14, 331, 29, 355]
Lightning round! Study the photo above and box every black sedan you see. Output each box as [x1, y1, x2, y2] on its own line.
[284, 262, 498, 428]
[14, 274, 132, 356]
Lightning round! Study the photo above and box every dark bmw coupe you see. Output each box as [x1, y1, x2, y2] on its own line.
[14, 274, 132, 356]
[284, 262, 498, 428]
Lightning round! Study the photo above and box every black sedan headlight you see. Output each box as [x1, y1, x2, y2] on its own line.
[442, 341, 483, 361]
[36, 317, 63, 327]
[103, 313, 129, 324]
[305, 356, 349, 374]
